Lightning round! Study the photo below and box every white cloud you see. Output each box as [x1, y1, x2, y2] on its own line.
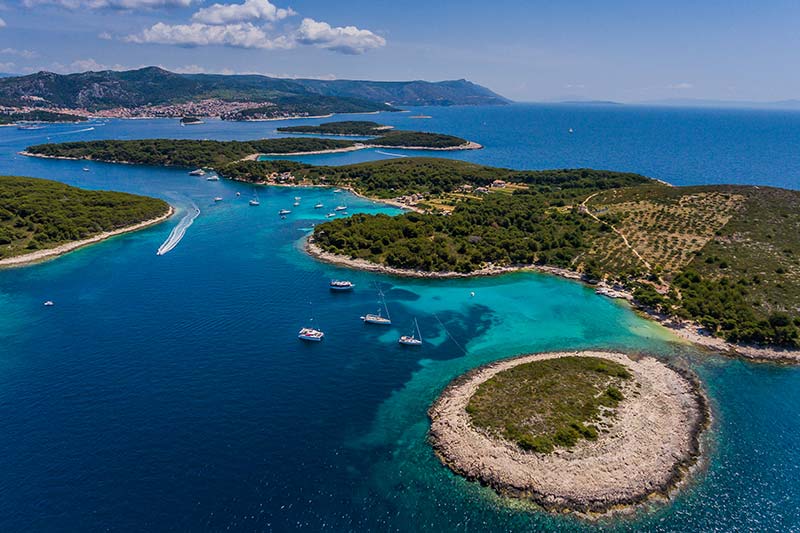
[0, 62, 15, 71]
[192, 0, 294, 25]
[295, 17, 385, 54]
[126, 21, 293, 49]
[98, 31, 113, 40]
[666, 82, 693, 90]
[22, 0, 194, 9]
[0, 48, 38, 58]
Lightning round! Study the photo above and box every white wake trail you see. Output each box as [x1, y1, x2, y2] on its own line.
[375, 150, 408, 158]
[48, 127, 96, 137]
[156, 204, 200, 256]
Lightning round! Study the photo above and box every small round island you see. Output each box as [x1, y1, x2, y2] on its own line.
[428, 351, 709, 515]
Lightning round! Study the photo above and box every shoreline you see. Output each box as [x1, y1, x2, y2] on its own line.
[258, 140, 483, 157]
[428, 350, 710, 517]
[0, 205, 174, 268]
[304, 239, 800, 363]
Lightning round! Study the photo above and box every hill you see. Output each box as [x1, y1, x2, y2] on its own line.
[0, 67, 509, 111]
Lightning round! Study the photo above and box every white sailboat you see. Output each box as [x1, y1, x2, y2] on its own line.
[298, 305, 324, 341]
[361, 287, 392, 325]
[399, 318, 423, 346]
[249, 189, 260, 206]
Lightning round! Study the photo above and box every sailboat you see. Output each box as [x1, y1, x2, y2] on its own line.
[399, 318, 423, 346]
[249, 189, 260, 206]
[335, 205, 347, 211]
[361, 287, 392, 325]
[298, 305, 324, 341]
[314, 202, 324, 209]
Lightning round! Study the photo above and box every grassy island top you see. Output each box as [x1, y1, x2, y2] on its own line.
[466, 356, 632, 454]
[277, 120, 470, 148]
[0, 175, 169, 260]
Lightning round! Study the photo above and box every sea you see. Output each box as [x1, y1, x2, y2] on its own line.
[0, 104, 799, 531]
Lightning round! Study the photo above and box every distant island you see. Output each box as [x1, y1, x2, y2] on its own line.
[23, 130, 480, 167]
[23, 141, 800, 358]
[429, 351, 708, 515]
[179, 116, 203, 125]
[0, 67, 509, 121]
[277, 120, 394, 136]
[0, 175, 171, 267]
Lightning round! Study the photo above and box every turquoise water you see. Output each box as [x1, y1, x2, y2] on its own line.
[1, 106, 800, 530]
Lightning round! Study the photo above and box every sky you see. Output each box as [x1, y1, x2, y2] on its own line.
[0, 0, 799, 102]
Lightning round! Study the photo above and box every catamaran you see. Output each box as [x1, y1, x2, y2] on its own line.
[399, 318, 423, 346]
[330, 280, 354, 291]
[361, 288, 392, 325]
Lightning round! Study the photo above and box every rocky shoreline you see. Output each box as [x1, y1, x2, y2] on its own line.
[428, 351, 710, 516]
[305, 239, 800, 363]
[0, 205, 174, 268]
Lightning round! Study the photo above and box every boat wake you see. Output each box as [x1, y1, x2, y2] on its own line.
[49, 127, 96, 137]
[375, 150, 408, 158]
[156, 203, 200, 256]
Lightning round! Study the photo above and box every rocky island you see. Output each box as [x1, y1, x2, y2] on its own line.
[428, 351, 709, 515]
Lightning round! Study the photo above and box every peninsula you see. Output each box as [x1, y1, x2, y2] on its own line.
[22, 143, 800, 357]
[429, 351, 708, 515]
[0, 175, 171, 267]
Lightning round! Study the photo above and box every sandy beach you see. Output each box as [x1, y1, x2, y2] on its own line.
[0, 206, 174, 268]
[428, 351, 709, 516]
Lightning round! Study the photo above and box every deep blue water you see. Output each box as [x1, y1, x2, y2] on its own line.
[1, 105, 800, 531]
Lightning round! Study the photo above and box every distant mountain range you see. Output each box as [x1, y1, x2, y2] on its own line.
[0, 67, 510, 111]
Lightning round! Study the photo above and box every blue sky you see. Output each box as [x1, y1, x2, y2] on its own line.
[0, 0, 798, 102]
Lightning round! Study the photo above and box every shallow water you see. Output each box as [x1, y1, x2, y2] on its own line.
[1, 107, 799, 530]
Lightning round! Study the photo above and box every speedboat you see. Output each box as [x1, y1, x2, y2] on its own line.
[279, 209, 291, 215]
[82, 167, 90, 172]
[189, 169, 206, 176]
[335, 205, 347, 211]
[206, 174, 220, 181]
[43, 300, 54, 307]
[249, 199, 260, 206]
[214, 197, 223, 202]
[333, 188, 342, 193]
[330, 280, 354, 291]
[314, 203, 324, 209]
[326, 213, 336, 218]
[298, 327, 324, 341]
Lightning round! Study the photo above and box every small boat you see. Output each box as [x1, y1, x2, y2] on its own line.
[279, 209, 291, 215]
[314, 203, 324, 209]
[298, 327, 324, 342]
[568, 128, 574, 134]
[206, 174, 220, 181]
[294, 196, 301, 201]
[189, 169, 206, 176]
[326, 213, 336, 218]
[293, 201, 300, 207]
[236, 192, 241, 197]
[43, 300, 54, 307]
[330, 280, 354, 291]
[250, 189, 260, 206]
[361, 288, 392, 325]
[82, 167, 90, 172]
[214, 197, 223, 202]
[333, 188, 342, 193]
[17, 124, 44, 130]
[399, 318, 423, 346]
[335, 205, 347, 211]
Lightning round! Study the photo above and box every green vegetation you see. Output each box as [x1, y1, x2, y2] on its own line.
[466, 356, 632, 454]
[0, 175, 169, 260]
[278, 120, 470, 148]
[278, 121, 387, 135]
[26, 138, 354, 168]
[0, 110, 87, 124]
[222, 96, 394, 120]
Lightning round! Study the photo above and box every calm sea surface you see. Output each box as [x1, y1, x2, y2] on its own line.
[1, 104, 799, 531]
